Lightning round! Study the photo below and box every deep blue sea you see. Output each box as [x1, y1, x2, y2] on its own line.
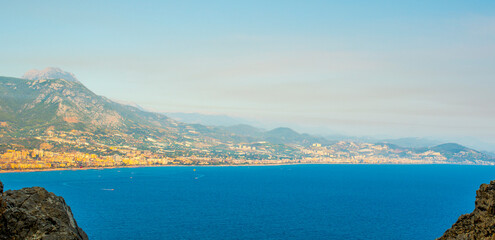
[1, 165, 494, 239]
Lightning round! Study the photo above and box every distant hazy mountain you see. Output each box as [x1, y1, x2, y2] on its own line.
[424, 143, 488, 163]
[485, 151, 495, 157]
[223, 124, 264, 138]
[429, 143, 472, 155]
[164, 112, 251, 127]
[22, 67, 79, 82]
[221, 125, 330, 146]
[264, 127, 324, 145]
[164, 112, 342, 138]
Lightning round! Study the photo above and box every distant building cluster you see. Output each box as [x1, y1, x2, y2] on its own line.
[0, 141, 485, 171]
[1, 127, 492, 172]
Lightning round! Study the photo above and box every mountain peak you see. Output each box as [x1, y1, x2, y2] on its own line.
[431, 143, 472, 154]
[22, 67, 79, 82]
[268, 127, 299, 135]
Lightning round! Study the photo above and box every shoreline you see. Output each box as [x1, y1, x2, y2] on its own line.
[0, 162, 493, 173]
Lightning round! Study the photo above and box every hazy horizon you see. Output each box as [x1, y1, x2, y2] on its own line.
[1, 1, 494, 151]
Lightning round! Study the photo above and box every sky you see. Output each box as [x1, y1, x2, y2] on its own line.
[1, 1, 495, 150]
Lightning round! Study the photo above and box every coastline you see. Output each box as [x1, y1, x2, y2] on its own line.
[0, 161, 493, 174]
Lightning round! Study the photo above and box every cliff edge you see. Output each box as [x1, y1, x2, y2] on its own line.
[0, 180, 88, 240]
[438, 180, 495, 239]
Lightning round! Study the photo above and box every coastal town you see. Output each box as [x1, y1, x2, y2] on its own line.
[0, 146, 449, 171]
[1, 129, 489, 171]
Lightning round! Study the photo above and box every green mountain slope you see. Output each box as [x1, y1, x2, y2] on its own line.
[0, 76, 172, 133]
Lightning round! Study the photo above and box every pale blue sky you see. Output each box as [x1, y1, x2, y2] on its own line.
[1, 1, 495, 150]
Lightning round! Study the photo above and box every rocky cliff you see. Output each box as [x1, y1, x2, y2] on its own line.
[438, 180, 495, 239]
[0, 180, 88, 240]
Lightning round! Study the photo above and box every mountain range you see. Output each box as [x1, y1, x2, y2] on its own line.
[0, 68, 493, 166]
[163, 112, 449, 149]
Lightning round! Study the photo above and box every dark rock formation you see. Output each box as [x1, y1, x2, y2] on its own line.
[0, 181, 88, 240]
[438, 180, 495, 239]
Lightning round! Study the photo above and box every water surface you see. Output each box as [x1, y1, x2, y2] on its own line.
[1, 165, 494, 239]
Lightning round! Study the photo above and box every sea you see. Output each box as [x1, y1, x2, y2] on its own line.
[1, 164, 494, 240]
